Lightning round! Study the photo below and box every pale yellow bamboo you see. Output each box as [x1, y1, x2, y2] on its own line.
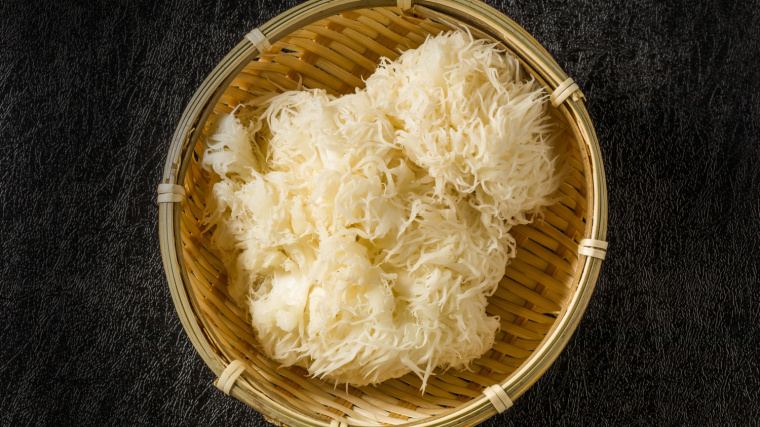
[159, 1, 607, 426]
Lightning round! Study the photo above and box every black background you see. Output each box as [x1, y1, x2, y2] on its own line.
[2, 0, 759, 425]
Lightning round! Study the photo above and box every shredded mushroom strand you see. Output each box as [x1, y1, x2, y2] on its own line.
[202, 31, 559, 389]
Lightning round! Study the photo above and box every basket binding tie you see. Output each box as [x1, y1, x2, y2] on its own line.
[483, 384, 512, 413]
[246, 28, 271, 54]
[579, 238, 608, 260]
[157, 184, 185, 203]
[397, 0, 414, 12]
[215, 360, 247, 395]
[330, 420, 349, 427]
[550, 77, 585, 107]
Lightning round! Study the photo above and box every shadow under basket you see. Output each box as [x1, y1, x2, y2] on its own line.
[158, 1, 608, 426]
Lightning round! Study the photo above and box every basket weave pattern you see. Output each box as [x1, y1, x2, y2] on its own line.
[163, 3, 604, 426]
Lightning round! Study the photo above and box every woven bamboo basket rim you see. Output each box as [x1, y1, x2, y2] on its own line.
[158, 1, 608, 426]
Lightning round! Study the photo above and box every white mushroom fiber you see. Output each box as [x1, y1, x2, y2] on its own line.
[202, 30, 559, 389]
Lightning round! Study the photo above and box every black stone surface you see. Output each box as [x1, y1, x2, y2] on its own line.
[2, 0, 759, 425]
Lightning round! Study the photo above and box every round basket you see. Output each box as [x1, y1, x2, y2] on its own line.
[158, 1, 608, 425]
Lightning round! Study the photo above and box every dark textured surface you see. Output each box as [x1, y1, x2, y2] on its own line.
[1, 0, 759, 425]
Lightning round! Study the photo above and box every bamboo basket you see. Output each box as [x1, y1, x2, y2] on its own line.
[158, 1, 608, 425]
